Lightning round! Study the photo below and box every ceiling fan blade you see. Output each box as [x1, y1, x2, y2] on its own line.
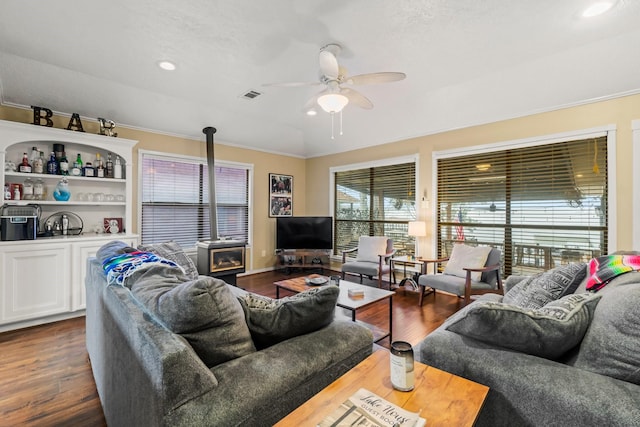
[262, 81, 321, 88]
[347, 72, 406, 85]
[319, 50, 339, 79]
[340, 87, 373, 110]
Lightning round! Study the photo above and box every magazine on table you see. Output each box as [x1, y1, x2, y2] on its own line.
[318, 388, 426, 427]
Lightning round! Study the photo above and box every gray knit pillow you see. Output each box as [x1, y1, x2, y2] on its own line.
[446, 293, 601, 359]
[131, 274, 256, 367]
[237, 286, 339, 349]
[503, 263, 587, 309]
[573, 285, 640, 385]
[138, 240, 199, 280]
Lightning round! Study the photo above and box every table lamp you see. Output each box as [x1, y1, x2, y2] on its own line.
[408, 221, 427, 258]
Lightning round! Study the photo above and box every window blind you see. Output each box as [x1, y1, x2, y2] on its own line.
[141, 154, 249, 248]
[437, 136, 608, 276]
[334, 162, 417, 255]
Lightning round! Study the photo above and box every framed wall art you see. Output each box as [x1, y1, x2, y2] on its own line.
[269, 173, 293, 217]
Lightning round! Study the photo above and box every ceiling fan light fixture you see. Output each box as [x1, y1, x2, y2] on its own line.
[582, 1, 615, 17]
[157, 60, 177, 71]
[317, 93, 349, 113]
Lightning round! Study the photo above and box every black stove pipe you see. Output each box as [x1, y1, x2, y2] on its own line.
[202, 127, 218, 240]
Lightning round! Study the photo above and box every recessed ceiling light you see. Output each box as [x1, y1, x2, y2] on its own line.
[157, 60, 176, 71]
[582, 2, 615, 18]
[306, 110, 317, 116]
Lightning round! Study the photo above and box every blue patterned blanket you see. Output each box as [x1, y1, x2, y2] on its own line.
[102, 251, 181, 286]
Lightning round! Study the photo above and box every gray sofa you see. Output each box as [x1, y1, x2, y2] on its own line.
[85, 241, 373, 426]
[417, 262, 640, 426]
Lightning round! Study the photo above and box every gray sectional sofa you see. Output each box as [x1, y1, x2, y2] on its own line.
[85, 241, 373, 426]
[417, 260, 640, 426]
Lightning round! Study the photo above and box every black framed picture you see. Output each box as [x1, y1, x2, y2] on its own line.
[269, 173, 293, 217]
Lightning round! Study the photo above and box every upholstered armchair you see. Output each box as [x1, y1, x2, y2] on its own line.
[341, 236, 396, 288]
[417, 244, 502, 306]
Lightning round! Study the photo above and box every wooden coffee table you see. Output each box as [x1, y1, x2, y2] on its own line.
[274, 348, 489, 427]
[274, 275, 395, 343]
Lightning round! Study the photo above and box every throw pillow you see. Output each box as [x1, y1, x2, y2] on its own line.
[445, 292, 601, 359]
[138, 240, 199, 280]
[356, 236, 389, 263]
[503, 262, 586, 309]
[443, 244, 492, 282]
[572, 284, 640, 385]
[130, 274, 256, 367]
[237, 285, 339, 349]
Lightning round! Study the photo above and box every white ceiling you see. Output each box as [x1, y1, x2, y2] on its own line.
[1, 0, 639, 158]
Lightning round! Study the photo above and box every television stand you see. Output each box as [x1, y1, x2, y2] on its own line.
[276, 249, 331, 274]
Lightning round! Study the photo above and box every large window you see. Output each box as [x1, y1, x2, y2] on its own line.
[140, 151, 251, 248]
[436, 133, 610, 276]
[333, 157, 418, 255]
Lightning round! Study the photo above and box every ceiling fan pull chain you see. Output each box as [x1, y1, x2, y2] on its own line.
[339, 110, 344, 136]
[331, 112, 335, 140]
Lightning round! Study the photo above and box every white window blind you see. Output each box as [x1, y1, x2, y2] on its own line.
[140, 153, 250, 248]
[334, 161, 417, 255]
[437, 136, 608, 276]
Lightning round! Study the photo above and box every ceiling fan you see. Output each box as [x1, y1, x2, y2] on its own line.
[263, 43, 406, 116]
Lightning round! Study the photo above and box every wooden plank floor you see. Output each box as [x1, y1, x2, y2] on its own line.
[0, 269, 463, 426]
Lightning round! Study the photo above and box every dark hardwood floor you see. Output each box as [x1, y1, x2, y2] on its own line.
[0, 269, 463, 426]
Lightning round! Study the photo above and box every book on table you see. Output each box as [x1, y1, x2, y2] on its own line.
[318, 388, 426, 427]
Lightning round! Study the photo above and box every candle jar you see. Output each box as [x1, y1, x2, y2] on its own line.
[390, 341, 415, 391]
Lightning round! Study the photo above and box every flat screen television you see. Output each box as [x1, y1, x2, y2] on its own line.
[276, 216, 333, 250]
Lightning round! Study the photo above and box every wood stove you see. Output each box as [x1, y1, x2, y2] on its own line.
[197, 127, 246, 286]
[196, 240, 245, 286]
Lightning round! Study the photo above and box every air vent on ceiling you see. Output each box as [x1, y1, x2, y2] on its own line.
[240, 89, 262, 100]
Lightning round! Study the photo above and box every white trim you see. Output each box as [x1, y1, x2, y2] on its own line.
[136, 149, 254, 249]
[607, 129, 617, 252]
[433, 125, 615, 160]
[329, 154, 419, 173]
[431, 125, 617, 256]
[633, 120, 640, 250]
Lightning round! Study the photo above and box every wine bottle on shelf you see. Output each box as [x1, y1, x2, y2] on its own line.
[71, 153, 83, 176]
[114, 155, 122, 179]
[19, 153, 32, 173]
[33, 150, 44, 174]
[59, 152, 69, 175]
[96, 153, 105, 178]
[30, 146, 40, 171]
[106, 152, 114, 178]
[47, 151, 59, 175]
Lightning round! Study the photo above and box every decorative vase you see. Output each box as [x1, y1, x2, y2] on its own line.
[53, 177, 71, 201]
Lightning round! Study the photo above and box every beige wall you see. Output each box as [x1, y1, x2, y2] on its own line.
[0, 105, 306, 271]
[307, 93, 640, 257]
[4, 93, 639, 272]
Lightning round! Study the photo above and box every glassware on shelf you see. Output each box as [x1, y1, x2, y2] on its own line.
[23, 177, 34, 200]
[53, 177, 71, 201]
[34, 177, 47, 200]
